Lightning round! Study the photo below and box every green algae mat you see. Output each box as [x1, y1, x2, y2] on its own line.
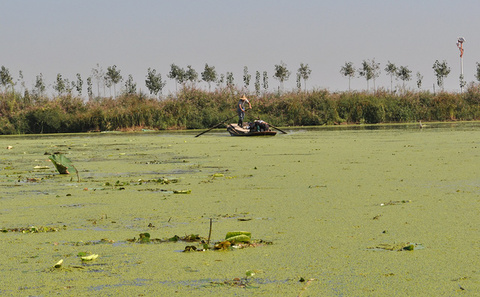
[1, 123, 480, 296]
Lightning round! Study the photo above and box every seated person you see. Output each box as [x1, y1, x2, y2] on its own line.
[257, 120, 269, 131]
[248, 120, 270, 132]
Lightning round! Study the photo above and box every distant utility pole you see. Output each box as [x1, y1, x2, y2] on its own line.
[457, 37, 465, 93]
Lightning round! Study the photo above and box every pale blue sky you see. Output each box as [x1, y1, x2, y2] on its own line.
[2, 0, 479, 95]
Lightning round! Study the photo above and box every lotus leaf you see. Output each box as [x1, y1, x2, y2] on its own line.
[49, 154, 79, 181]
[225, 231, 251, 243]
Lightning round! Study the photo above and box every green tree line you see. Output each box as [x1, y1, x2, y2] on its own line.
[0, 62, 311, 99]
[1, 59, 478, 98]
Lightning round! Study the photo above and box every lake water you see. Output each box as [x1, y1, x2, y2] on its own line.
[1, 122, 479, 296]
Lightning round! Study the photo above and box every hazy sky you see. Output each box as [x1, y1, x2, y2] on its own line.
[2, 0, 479, 96]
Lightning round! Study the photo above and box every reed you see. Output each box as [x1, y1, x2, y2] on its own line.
[1, 85, 480, 134]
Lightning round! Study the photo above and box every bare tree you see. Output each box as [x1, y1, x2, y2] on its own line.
[370, 59, 381, 92]
[92, 63, 104, 97]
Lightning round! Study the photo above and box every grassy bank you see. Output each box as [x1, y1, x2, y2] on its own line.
[1, 85, 480, 134]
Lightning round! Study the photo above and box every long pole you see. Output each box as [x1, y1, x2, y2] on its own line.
[194, 115, 236, 137]
[461, 55, 464, 77]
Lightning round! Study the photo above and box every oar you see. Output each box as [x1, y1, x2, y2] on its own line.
[251, 111, 287, 134]
[195, 115, 236, 137]
[269, 123, 288, 134]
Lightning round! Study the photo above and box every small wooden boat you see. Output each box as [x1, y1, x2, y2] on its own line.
[227, 124, 277, 136]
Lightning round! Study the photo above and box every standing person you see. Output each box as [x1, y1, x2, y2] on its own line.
[237, 94, 252, 127]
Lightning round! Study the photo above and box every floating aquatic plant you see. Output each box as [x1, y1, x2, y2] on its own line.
[49, 154, 79, 181]
[225, 231, 251, 243]
[0, 226, 62, 233]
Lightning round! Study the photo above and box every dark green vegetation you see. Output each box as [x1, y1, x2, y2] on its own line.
[2, 85, 480, 135]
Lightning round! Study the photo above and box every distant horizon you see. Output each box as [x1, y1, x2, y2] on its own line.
[2, 0, 479, 96]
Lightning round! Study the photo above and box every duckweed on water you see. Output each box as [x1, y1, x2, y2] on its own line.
[1, 226, 63, 233]
[368, 242, 424, 251]
[3, 124, 480, 295]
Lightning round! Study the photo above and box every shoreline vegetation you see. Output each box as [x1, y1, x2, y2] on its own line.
[2, 85, 480, 135]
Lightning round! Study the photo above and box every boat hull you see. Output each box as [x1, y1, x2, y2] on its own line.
[227, 124, 277, 136]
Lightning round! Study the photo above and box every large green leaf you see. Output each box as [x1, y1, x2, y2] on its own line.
[225, 231, 251, 243]
[49, 154, 79, 181]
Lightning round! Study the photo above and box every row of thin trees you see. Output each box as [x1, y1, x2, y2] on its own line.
[0, 62, 310, 100]
[2, 60, 480, 100]
[341, 59, 468, 94]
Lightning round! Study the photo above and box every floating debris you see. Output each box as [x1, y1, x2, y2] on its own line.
[25, 178, 40, 182]
[34, 166, 50, 170]
[81, 254, 99, 261]
[54, 259, 63, 268]
[127, 233, 203, 244]
[139, 232, 150, 243]
[125, 232, 271, 252]
[368, 242, 423, 251]
[230, 240, 273, 249]
[136, 177, 179, 184]
[380, 200, 412, 206]
[214, 241, 231, 250]
[183, 245, 198, 252]
[1, 226, 62, 233]
[208, 276, 259, 289]
[298, 278, 317, 297]
[173, 190, 191, 194]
